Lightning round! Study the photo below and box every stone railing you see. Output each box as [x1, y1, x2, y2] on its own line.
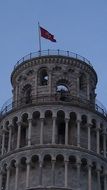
[0, 94, 107, 118]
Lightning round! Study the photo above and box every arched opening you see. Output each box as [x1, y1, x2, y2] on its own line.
[18, 157, 27, 189]
[4, 121, 9, 153]
[43, 110, 53, 144]
[80, 115, 88, 149]
[11, 117, 18, 150]
[56, 81, 69, 101]
[91, 119, 97, 152]
[55, 155, 64, 187]
[43, 155, 52, 186]
[9, 160, 16, 190]
[32, 111, 40, 145]
[68, 112, 77, 145]
[79, 73, 87, 92]
[22, 84, 32, 104]
[30, 155, 39, 186]
[1, 164, 7, 190]
[68, 155, 77, 188]
[57, 111, 65, 144]
[39, 68, 48, 86]
[20, 113, 28, 147]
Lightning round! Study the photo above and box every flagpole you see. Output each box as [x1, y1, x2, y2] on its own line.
[38, 22, 41, 53]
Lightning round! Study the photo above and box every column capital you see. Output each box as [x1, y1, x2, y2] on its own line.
[77, 119, 81, 123]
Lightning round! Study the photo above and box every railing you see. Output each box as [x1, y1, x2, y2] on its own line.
[0, 94, 107, 118]
[13, 49, 93, 70]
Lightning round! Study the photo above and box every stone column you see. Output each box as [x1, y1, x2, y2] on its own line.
[40, 118, 44, 144]
[49, 71, 52, 94]
[77, 158, 81, 189]
[52, 159, 55, 186]
[97, 166, 101, 190]
[17, 122, 21, 149]
[88, 124, 91, 150]
[0, 169, 2, 190]
[28, 119, 32, 146]
[2, 129, 5, 155]
[39, 161, 43, 186]
[88, 163, 92, 190]
[26, 160, 30, 188]
[77, 77, 80, 97]
[103, 132, 106, 158]
[87, 75, 90, 100]
[6, 166, 10, 190]
[77, 120, 81, 147]
[52, 117, 56, 144]
[65, 119, 69, 145]
[104, 169, 107, 190]
[15, 162, 19, 190]
[96, 127, 100, 154]
[35, 71, 37, 96]
[8, 126, 12, 152]
[65, 160, 68, 187]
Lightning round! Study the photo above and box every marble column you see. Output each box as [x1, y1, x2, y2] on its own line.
[97, 166, 101, 190]
[96, 128, 100, 154]
[6, 166, 10, 190]
[1, 129, 5, 155]
[39, 161, 43, 186]
[28, 119, 32, 146]
[77, 120, 81, 147]
[65, 160, 68, 187]
[15, 162, 19, 190]
[17, 122, 21, 149]
[52, 117, 56, 144]
[8, 126, 12, 152]
[65, 119, 69, 145]
[40, 118, 44, 144]
[26, 160, 30, 188]
[0, 169, 2, 190]
[88, 163, 92, 190]
[77, 159, 81, 189]
[88, 124, 91, 150]
[52, 160, 55, 186]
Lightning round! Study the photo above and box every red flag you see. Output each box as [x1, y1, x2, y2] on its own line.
[40, 26, 56, 42]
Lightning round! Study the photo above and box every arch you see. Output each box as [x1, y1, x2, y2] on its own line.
[56, 111, 65, 144]
[55, 154, 64, 187]
[69, 155, 76, 164]
[1, 164, 7, 190]
[68, 112, 77, 146]
[32, 111, 40, 145]
[22, 84, 32, 104]
[79, 73, 87, 92]
[43, 110, 53, 144]
[56, 79, 70, 101]
[38, 67, 48, 86]
[30, 155, 39, 186]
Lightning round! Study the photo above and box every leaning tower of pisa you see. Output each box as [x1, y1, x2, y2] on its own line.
[0, 49, 107, 190]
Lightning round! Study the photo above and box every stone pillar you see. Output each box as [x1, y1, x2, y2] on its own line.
[39, 161, 43, 186]
[103, 132, 106, 158]
[26, 160, 30, 188]
[97, 166, 101, 190]
[40, 118, 44, 144]
[96, 127, 100, 154]
[77, 77, 80, 97]
[28, 119, 32, 146]
[88, 163, 92, 190]
[6, 166, 10, 190]
[8, 126, 12, 152]
[35, 71, 37, 96]
[15, 162, 19, 190]
[0, 169, 2, 190]
[77, 158, 81, 189]
[17, 122, 21, 149]
[65, 160, 68, 187]
[52, 159, 55, 186]
[104, 169, 107, 190]
[52, 117, 56, 144]
[49, 71, 52, 94]
[2, 129, 5, 155]
[87, 75, 90, 100]
[77, 120, 81, 147]
[88, 124, 91, 150]
[65, 119, 69, 145]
